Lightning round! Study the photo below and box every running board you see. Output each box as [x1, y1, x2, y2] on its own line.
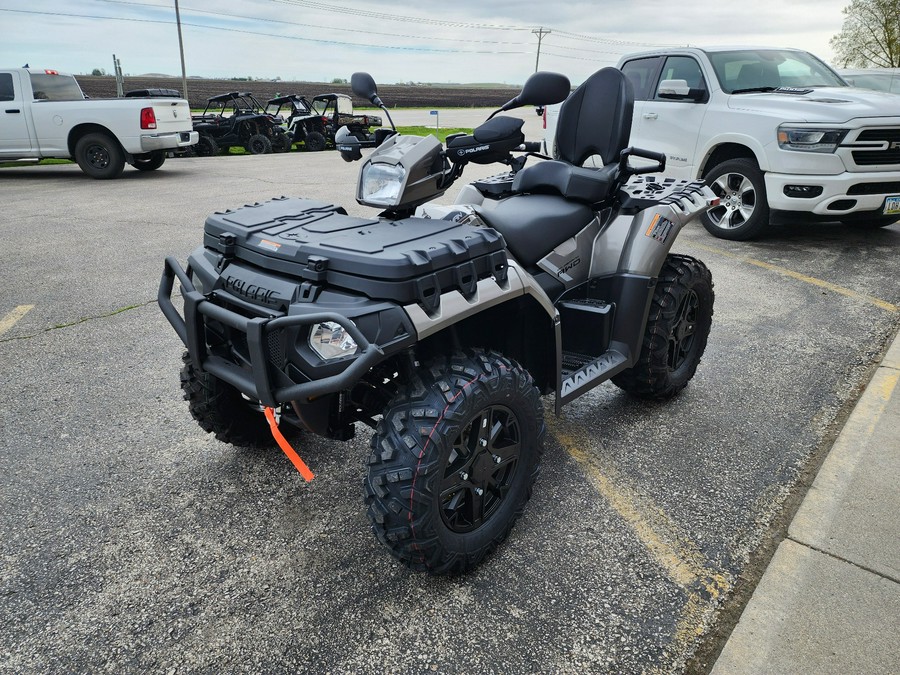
[556, 348, 629, 414]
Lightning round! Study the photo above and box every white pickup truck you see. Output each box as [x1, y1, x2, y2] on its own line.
[544, 47, 900, 239]
[0, 67, 198, 178]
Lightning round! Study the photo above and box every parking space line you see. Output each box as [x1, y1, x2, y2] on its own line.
[553, 424, 733, 666]
[552, 425, 730, 598]
[690, 242, 898, 313]
[0, 305, 34, 336]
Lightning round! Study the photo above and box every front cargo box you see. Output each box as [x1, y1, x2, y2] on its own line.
[204, 197, 509, 312]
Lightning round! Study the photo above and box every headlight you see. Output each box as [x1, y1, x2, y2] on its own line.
[361, 163, 406, 205]
[777, 126, 848, 153]
[309, 321, 359, 360]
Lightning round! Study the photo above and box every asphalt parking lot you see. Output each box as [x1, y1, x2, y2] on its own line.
[1, 114, 899, 673]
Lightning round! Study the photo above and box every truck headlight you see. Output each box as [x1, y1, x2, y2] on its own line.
[777, 126, 848, 153]
[309, 321, 359, 360]
[361, 163, 405, 205]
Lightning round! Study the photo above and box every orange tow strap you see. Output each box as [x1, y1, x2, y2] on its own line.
[264, 407, 315, 482]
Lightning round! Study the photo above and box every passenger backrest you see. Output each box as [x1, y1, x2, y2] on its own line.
[554, 67, 634, 168]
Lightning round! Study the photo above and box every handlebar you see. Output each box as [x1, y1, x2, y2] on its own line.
[619, 146, 667, 176]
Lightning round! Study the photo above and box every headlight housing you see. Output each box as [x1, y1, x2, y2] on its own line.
[309, 321, 359, 360]
[360, 163, 406, 205]
[777, 126, 848, 153]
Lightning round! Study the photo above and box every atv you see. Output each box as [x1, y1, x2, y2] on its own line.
[266, 93, 382, 152]
[159, 68, 718, 574]
[192, 91, 290, 156]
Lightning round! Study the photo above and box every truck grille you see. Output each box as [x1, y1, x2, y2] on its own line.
[847, 181, 900, 195]
[851, 128, 900, 166]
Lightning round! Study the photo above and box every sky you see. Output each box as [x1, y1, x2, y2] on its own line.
[0, 0, 853, 85]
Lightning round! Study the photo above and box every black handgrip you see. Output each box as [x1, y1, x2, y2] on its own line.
[619, 146, 666, 175]
[522, 141, 542, 152]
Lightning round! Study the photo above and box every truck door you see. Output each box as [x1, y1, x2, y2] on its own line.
[0, 71, 33, 155]
[633, 55, 710, 178]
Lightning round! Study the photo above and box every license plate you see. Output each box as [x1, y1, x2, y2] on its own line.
[884, 195, 900, 215]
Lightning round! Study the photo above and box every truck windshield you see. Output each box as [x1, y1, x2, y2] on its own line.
[28, 72, 85, 101]
[708, 50, 846, 94]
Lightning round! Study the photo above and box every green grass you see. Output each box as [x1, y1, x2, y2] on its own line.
[0, 158, 72, 169]
[394, 126, 472, 143]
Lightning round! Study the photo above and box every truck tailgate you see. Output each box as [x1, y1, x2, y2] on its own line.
[150, 99, 193, 132]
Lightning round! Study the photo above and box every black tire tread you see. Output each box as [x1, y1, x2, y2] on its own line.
[612, 255, 714, 399]
[365, 349, 544, 574]
[179, 351, 281, 447]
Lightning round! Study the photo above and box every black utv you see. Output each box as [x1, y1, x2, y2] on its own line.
[266, 93, 382, 151]
[192, 92, 290, 156]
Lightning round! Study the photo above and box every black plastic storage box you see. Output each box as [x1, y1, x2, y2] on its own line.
[203, 197, 509, 313]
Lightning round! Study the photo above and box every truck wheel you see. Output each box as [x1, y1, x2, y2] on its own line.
[131, 151, 166, 171]
[839, 213, 900, 228]
[365, 350, 544, 574]
[74, 132, 125, 179]
[304, 131, 326, 152]
[244, 133, 272, 155]
[179, 352, 287, 447]
[195, 134, 219, 157]
[612, 255, 714, 399]
[271, 131, 291, 153]
[702, 158, 770, 240]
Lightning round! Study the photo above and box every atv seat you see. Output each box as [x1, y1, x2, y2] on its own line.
[477, 195, 595, 267]
[510, 67, 634, 204]
[511, 160, 619, 204]
[477, 68, 634, 267]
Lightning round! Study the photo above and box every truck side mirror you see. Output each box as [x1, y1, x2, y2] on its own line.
[657, 79, 691, 99]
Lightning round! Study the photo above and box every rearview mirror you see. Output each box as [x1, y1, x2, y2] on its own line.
[351, 72, 380, 105]
[490, 71, 571, 119]
[518, 71, 572, 106]
[657, 79, 706, 101]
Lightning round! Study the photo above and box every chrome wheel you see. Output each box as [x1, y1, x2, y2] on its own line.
[708, 171, 757, 230]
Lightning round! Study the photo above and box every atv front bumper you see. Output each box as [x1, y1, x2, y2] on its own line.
[158, 257, 387, 408]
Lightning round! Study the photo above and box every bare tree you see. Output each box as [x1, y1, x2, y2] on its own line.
[830, 0, 900, 67]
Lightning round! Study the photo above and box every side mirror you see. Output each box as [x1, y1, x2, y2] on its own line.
[335, 125, 362, 162]
[490, 71, 570, 119]
[657, 79, 706, 101]
[351, 72, 382, 106]
[518, 71, 571, 106]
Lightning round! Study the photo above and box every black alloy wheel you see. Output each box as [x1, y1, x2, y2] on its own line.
[439, 404, 521, 533]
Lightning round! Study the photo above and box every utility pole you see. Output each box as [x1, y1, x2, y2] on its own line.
[112, 54, 124, 97]
[174, 0, 188, 101]
[532, 27, 551, 72]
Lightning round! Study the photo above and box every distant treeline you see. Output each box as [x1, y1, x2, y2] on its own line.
[75, 75, 520, 108]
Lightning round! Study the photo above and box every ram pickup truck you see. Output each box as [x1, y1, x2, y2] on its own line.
[545, 47, 900, 239]
[0, 67, 198, 178]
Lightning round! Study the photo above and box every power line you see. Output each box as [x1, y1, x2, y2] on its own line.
[0, 8, 531, 55]
[270, 0, 530, 31]
[92, 0, 535, 46]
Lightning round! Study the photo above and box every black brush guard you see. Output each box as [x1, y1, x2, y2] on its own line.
[158, 257, 384, 408]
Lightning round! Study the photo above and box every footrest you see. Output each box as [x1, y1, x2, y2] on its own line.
[558, 349, 629, 410]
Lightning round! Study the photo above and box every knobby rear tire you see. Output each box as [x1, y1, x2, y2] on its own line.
[612, 255, 714, 399]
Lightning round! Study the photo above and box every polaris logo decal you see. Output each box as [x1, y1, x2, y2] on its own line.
[456, 145, 490, 157]
[557, 257, 581, 277]
[258, 238, 282, 251]
[223, 275, 279, 305]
